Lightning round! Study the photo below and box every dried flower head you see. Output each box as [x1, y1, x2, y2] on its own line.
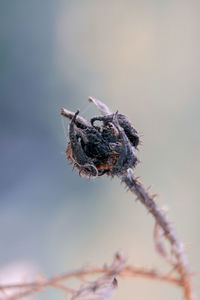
[61, 97, 139, 178]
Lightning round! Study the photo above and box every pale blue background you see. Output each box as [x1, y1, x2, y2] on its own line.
[0, 1, 199, 299]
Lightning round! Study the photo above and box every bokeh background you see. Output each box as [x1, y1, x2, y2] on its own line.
[1, 1, 200, 299]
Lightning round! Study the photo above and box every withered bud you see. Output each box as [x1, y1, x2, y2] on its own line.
[61, 97, 139, 178]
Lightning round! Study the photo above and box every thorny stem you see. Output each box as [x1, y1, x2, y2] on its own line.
[121, 169, 197, 300]
[61, 98, 197, 300]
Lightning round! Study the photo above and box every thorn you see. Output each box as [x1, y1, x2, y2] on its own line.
[135, 177, 142, 184]
[112, 278, 118, 287]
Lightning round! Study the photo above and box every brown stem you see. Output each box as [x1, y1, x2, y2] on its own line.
[0, 261, 182, 299]
[0, 266, 182, 300]
[121, 169, 197, 300]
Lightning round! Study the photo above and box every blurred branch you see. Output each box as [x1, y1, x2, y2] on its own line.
[0, 252, 183, 300]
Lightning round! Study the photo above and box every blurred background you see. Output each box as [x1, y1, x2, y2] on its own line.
[0, 1, 200, 299]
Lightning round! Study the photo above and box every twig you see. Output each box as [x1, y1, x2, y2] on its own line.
[0, 266, 181, 290]
[0, 253, 182, 300]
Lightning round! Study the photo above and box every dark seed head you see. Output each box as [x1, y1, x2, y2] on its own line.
[66, 110, 139, 178]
